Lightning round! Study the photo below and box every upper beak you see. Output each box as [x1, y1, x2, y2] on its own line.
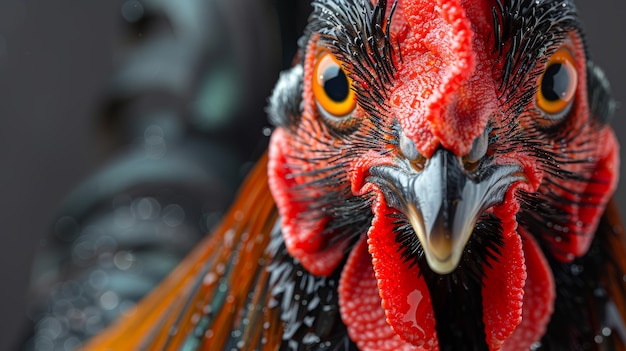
[369, 148, 523, 274]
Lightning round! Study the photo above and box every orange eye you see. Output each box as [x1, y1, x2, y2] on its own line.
[536, 48, 578, 117]
[312, 52, 356, 118]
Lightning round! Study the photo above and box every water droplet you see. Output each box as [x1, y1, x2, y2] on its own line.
[89, 270, 108, 290]
[262, 127, 272, 137]
[234, 211, 244, 221]
[84, 315, 103, 334]
[162, 204, 185, 227]
[203, 272, 217, 286]
[594, 287, 607, 298]
[224, 229, 235, 248]
[121, 0, 144, 23]
[144, 124, 164, 139]
[133, 197, 160, 220]
[38, 317, 63, 339]
[113, 251, 134, 270]
[100, 291, 119, 310]
[602, 327, 612, 336]
[73, 240, 95, 261]
[144, 125, 166, 159]
[570, 264, 583, 276]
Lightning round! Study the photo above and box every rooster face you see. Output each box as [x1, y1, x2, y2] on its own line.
[268, 0, 618, 349]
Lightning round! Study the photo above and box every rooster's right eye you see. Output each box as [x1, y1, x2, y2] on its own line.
[312, 52, 356, 119]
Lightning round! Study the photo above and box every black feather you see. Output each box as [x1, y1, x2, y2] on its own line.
[268, 64, 304, 129]
[266, 224, 358, 351]
[307, 0, 397, 115]
[493, 0, 579, 104]
[537, 212, 626, 351]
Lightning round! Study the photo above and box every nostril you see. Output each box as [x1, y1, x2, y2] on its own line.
[465, 129, 488, 164]
[399, 130, 421, 160]
[399, 131, 426, 171]
[409, 157, 427, 171]
[399, 130, 426, 171]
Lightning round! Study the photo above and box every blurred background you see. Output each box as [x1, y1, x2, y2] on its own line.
[0, 1, 623, 350]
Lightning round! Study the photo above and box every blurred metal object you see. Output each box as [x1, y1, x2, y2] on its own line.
[19, 0, 311, 349]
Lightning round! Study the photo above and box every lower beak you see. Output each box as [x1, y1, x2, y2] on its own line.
[369, 149, 522, 274]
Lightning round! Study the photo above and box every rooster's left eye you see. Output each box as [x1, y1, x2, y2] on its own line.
[536, 47, 578, 119]
[312, 52, 356, 119]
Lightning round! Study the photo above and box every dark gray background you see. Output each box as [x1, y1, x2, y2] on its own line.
[0, 1, 624, 350]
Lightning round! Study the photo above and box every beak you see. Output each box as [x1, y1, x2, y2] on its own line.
[369, 148, 522, 274]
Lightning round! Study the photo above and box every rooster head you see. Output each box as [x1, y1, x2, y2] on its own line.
[267, 0, 619, 349]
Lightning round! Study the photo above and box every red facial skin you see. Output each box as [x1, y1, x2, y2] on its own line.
[268, 0, 619, 350]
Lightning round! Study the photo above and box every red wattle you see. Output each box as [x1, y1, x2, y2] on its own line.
[481, 215, 526, 351]
[365, 199, 439, 350]
[501, 231, 555, 351]
[339, 237, 423, 351]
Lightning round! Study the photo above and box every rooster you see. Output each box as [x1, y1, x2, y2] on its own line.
[82, 0, 626, 350]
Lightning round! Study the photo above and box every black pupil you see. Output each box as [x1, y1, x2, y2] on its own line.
[541, 63, 570, 101]
[323, 65, 349, 102]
